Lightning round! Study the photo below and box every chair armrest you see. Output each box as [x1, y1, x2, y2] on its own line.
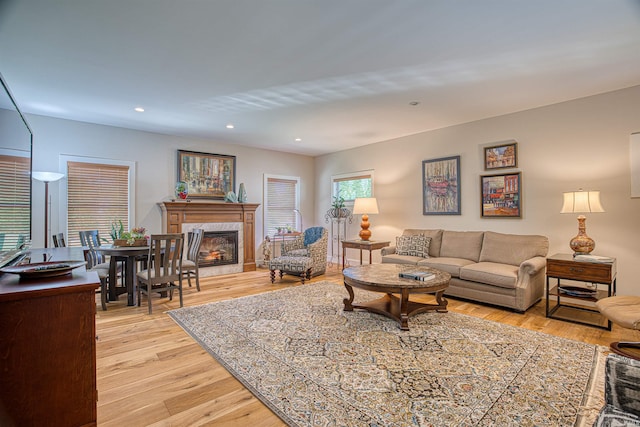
[381, 245, 396, 256]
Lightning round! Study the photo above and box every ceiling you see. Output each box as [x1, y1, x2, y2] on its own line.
[1, 1, 640, 157]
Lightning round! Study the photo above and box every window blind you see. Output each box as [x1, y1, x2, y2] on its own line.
[67, 161, 129, 246]
[266, 177, 298, 236]
[0, 154, 30, 250]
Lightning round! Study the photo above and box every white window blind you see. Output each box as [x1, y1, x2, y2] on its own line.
[265, 175, 299, 236]
[0, 154, 30, 250]
[67, 161, 129, 246]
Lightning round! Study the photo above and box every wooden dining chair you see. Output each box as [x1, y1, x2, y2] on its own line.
[136, 233, 184, 314]
[79, 230, 111, 310]
[52, 232, 66, 247]
[181, 229, 204, 291]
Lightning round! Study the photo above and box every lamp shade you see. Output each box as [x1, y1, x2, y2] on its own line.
[560, 190, 604, 214]
[353, 197, 379, 215]
[32, 171, 65, 182]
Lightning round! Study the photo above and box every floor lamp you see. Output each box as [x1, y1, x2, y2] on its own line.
[32, 171, 65, 248]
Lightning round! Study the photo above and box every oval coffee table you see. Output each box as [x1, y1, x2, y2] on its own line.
[343, 264, 451, 330]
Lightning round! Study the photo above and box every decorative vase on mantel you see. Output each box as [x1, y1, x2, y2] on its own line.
[238, 183, 247, 203]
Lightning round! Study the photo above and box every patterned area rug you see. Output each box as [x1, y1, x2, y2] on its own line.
[168, 281, 606, 426]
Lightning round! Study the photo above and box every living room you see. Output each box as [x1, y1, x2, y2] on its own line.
[2, 1, 640, 426]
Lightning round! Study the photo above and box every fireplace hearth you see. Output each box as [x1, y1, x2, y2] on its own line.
[199, 231, 238, 267]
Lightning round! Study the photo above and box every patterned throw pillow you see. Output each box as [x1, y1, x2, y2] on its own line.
[395, 235, 431, 258]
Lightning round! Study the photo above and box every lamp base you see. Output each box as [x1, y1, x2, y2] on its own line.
[569, 215, 595, 255]
[359, 214, 371, 241]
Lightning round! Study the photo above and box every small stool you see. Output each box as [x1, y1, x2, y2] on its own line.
[269, 256, 313, 284]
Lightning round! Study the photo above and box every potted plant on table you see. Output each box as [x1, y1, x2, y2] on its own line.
[114, 227, 149, 246]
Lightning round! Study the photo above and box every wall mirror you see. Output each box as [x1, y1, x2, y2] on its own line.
[0, 73, 33, 250]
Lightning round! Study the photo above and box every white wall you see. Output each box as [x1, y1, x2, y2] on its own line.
[315, 85, 640, 295]
[27, 115, 315, 250]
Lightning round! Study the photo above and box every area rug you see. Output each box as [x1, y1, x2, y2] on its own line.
[168, 281, 606, 426]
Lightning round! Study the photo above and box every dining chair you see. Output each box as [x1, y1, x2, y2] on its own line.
[79, 230, 111, 310]
[136, 233, 184, 314]
[181, 229, 204, 291]
[52, 232, 66, 247]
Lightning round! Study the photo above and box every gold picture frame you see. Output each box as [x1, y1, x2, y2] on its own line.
[177, 150, 236, 199]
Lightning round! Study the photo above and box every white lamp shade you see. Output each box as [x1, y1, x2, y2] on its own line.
[353, 197, 379, 215]
[560, 190, 604, 213]
[32, 171, 65, 182]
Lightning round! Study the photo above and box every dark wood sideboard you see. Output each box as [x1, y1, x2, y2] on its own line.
[0, 261, 100, 426]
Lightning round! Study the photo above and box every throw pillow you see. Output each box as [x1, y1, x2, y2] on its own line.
[395, 235, 431, 258]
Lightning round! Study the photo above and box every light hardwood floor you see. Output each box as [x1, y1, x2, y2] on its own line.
[96, 266, 637, 426]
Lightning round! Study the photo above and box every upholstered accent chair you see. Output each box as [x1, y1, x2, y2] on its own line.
[593, 353, 640, 426]
[596, 296, 640, 360]
[269, 227, 328, 284]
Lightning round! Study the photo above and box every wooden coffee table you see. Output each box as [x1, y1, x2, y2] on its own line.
[343, 264, 451, 330]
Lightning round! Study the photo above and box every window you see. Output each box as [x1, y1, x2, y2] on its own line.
[263, 174, 300, 237]
[331, 170, 374, 202]
[61, 156, 135, 246]
[0, 151, 30, 250]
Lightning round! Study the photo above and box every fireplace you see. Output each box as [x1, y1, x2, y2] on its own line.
[199, 230, 238, 267]
[160, 201, 259, 273]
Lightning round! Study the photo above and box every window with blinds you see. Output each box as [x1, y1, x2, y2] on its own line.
[264, 175, 300, 237]
[0, 153, 30, 250]
[67, 161, 129, 247]
[332, 170, 374, 202]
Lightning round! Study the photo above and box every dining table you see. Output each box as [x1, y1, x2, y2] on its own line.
[96, 245, 149, 306]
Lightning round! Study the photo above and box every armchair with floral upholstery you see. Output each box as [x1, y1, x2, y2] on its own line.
[269, 227, 328, 283]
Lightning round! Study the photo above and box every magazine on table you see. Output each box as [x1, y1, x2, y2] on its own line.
[399, 271, 435, 281]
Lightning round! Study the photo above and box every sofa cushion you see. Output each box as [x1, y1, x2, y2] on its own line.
[396, 235, 430, 258]
[460, 262, 518, 289]
[402, 229, 443, 257]
[381, 254, 424, 265]
[439, 231, 484, 262]
[417, 257, 475, 278]
[479, 231, 549, 266]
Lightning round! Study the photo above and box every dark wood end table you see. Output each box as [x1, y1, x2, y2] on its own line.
[341, 239, 390, 270]
[342, 264, 450, 330]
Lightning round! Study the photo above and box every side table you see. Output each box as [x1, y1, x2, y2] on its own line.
[341, 239, 390, 270]
[546, 253, 616, 330]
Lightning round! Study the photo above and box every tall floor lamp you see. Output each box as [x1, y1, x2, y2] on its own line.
[32, 171, 65, 248]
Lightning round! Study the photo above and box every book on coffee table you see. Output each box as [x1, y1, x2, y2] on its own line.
[399, 271, 435, 281]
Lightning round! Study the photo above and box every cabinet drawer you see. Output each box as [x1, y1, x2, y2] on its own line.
[547, 260, 613, 282]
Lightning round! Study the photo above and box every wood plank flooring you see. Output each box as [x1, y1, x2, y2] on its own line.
[96, 266, 638, 426]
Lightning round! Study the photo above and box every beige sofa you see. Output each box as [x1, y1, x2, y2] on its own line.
[381, 229, 549, 312]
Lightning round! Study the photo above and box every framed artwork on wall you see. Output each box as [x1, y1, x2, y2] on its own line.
[422, 155, 461, 215]
[484, 141, 517, 170]
[480, 172, 521, 218]
[177, 150, 236, 199]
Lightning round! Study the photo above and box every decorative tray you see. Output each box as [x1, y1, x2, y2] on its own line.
[558, 285, 597, 298]
[0, 260, 86, 279]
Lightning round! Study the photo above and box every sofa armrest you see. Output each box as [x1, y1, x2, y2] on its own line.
[518, 256, 546, 276]
[381, 245, 396, 256]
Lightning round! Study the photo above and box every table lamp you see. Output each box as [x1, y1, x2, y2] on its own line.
[32, 171, 65, 248]
[353, 197, 379, 241]
[560, 189, 604, 255]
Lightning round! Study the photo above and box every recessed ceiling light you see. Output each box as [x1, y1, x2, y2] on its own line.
[226, 124, 235, 129]
[134, 107, 145, 112]
[409, 101, 420, 106]
[294, 138, 302, 142]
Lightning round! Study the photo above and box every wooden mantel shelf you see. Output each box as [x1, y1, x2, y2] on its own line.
[159, 201, 260, 272]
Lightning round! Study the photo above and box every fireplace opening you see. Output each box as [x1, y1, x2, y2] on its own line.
[198, 230, 239, 267]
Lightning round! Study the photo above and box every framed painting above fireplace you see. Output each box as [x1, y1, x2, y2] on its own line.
[177, 150, 236, 199]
